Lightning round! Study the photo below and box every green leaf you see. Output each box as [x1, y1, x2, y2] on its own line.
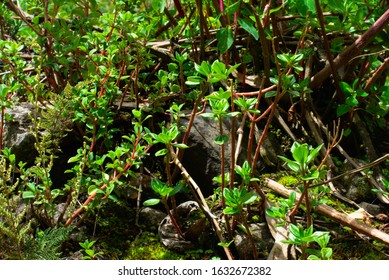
[143, 198, 161, 206]
[237, 18, 259, 40]
[211, 60, 226, 75]
[337, 104, 351, 116]
[224, 1, 240, 15]
[226, 63, 241, 76]
[289, 223, 302, 238]
[291, 142, 308, 165]
[223, 206, 240, 215]
[242, 192, 258, 205]
[197, 61, 211, 76]
[88, 185, 104, 195]
[327, 0, 344, 12]
[172, 143, 189, 149]
[68, 155, 81, 163]
[356, 89, 368, 97]
[170, 183, 184, 196]
[218, 239, 234, 247]
[85, 249, 95, 256]
[216, 27, 234, 54]
[226, 111, 241, 118]
[151, 0, 165, 13]
[214, 134, 229, 145]
[201, 112, 215, 118]
[22, 191, 35, 199]
[293, 65, 304, 73]
[277, 53, 289, 63]
[186, 76, 205, 86]
[322, 247, 332, 259]
[307, 143, 323, 164]
[269, 0, 290, 14]
[296, 0, 316, 15]
[132, 109, 141, 119]
[345, 96, 359, 107]
[307, 254, 321, 260]
[278, 156, 301, 173]
[339, 81, 354, 95]
[302, 170, 320, 181]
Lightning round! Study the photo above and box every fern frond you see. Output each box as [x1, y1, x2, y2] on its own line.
[23, 226, 75, 260]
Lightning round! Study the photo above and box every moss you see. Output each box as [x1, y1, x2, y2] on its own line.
[331, 239, 389, 260]
[125, 232, 185, 260]
[278, 175, 299, 187]
[124, 232, 216, 260]
[265, 192, 278, 203]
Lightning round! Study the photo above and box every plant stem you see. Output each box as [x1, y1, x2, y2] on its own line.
[162, 199, 184, 238]
[219, 118, 226, 207]
[242, 214, 258, 259]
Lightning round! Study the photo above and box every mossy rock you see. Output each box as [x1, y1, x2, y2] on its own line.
[125, 232, 186, 260]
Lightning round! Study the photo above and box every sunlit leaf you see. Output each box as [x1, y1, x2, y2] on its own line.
[143, 198, 161, 206]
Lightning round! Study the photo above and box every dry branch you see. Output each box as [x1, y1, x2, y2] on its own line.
[265, 178, 389, 246]
[173, 153, 234, 260]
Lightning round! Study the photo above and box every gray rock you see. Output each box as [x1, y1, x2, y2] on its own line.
[139, 207, 166, 231]
[359, 202, 387, 217]
[158, 201, 200, 251]
[179, 112, 232, 196]
[3, 102, 37, 165]
[234, 222, 274, 259]
[340, 159, 375, 202]
[66, 251, 83, 260]
[178, 111, 282, 196]
[53, 203, 68, 225]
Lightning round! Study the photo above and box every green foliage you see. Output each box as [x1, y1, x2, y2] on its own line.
[295, 0, 316, 15]
[0, 149, 31, 259]
[79, 239, 104, 260]
[337, 79, 369, 116]
[278, 175, 299, 187]
[237, 17, 259, 41]
[143, 179, 183, 206]
[234, 161, 260, 186]
[20, 92, 74, 227]
[372, 179, 389, 196]
[234, 97, 261, 115]
[149, 123, 188, 156]
[223, 187, 258, 216]
[277, 53, 304, 74]
[266, 192, 296, 226]
[307, 231, 333, 260]
[186, 60, 240, 86]
[0, 0, 387, 261]
[216, 26, 234, 54]
[278, 141, 324, 179]
[282, 224, 332, 260]
[23, 226, 74, 260]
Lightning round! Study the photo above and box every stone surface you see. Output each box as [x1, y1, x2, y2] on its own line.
[139, 207, 166, 231]
[234, 222, 274, 259]
[359, 202, 387, 217]
[158, 201, 200, 251]
[340, 159, 375, 202]
[179, 112, 232, 196]
[178, 111, 282, 196]
[3, 102, 37, 165]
